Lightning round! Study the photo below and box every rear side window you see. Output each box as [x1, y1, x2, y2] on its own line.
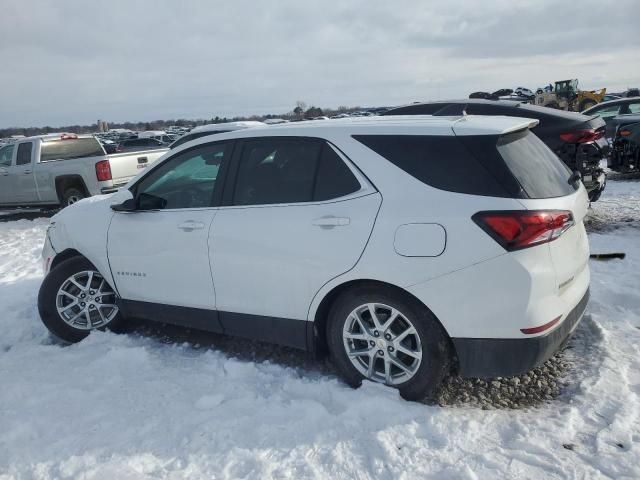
[16, 142, 33, 165]
[496, 130, 574, 198]
[313, 145, 360, 201]
[233, 138, 322, 205]
[40, 138, 104, 162]
[353, 135, 512, 197]
[354, 131, 575, 199]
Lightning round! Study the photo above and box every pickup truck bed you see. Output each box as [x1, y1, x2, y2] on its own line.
[0, 134, 167, 208]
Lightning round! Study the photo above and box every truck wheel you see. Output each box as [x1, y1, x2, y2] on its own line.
[62, 187, 86, 207]
[326, 285, 451, 401]
[38, 257, 125, 343]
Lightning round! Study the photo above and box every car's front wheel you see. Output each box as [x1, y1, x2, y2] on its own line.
[326, 286, 451, 401]
[38, 257, 124, 343]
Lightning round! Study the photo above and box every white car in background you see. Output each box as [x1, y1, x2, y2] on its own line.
[38, 116, 590, 400]
[169, 121, 265, 149]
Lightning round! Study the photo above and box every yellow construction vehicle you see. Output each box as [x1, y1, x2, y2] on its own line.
[534, 79, 606, 111]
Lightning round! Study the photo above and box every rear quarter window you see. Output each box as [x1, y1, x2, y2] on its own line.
[353, 134, 514, 197]
[40, 138, 104, 162]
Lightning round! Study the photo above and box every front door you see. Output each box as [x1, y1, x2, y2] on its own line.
[108, 141, 232, 320]
[210, 138, 381, 329]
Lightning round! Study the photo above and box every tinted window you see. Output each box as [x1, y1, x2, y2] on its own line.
[40, 138, 104, 162]
[496, 130, 574, 198]
[134, 142, 229, 210]
[233, 138, 321, 205]
[16, 142, 33, 166]
[313, 144, 360, 201]
[0, 144, 14, 167]
[353, 134, 513, 197]
[355, 132, 575, 199]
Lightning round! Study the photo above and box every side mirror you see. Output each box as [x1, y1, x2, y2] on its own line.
[111, 198, 137, 212]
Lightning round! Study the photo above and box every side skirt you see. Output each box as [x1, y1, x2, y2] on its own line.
[118, 299, 310, 351]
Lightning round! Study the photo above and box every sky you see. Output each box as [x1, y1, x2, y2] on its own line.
[0, 0, 639, 129]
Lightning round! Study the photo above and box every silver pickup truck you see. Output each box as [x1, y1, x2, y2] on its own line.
[0, 133, 167, 208]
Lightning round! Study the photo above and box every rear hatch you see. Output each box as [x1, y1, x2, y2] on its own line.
[459, 127, 590, 296]
[107, 149, 168, 185]
[493, 129, 590, 294]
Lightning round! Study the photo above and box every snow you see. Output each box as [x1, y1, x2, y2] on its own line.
[1, 183, 640, 479]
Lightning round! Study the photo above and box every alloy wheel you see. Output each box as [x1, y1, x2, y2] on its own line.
[342, 303, 422, 385]
[56, 270, 119, 330]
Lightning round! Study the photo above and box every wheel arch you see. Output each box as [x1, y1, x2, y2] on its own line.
[49, 248, 89, 271]
[55, 175, 90, 204]
[309, 279, 456, 364]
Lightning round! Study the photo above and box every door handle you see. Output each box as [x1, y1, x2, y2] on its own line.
[0, 170, 8, 176]
[312, 216, 350, 228]
[23, 170, 32, 175]
[178, 220, 205, 231]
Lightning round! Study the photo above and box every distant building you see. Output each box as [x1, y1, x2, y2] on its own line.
[97, 120, 109, 132]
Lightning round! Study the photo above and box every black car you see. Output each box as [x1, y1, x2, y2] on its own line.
[116, 138, 166, 153]
[582, 97, 640, 138]
[609, 114, 640, 172]
[383, 99, 608, 201]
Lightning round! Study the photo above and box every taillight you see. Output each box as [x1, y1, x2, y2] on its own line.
[559, 129, 604, 143]
[95, 159, 112, 181]
[473, 210, 574, 251]
[618, 129, 632, 137]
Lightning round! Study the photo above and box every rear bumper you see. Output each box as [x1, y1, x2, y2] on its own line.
[452, 288, 589, 378]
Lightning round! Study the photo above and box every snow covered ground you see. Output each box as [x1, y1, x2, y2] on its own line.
[1, 181, 639, 479]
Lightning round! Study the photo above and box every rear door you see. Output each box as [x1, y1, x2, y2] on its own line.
[210, 137, 381, 329]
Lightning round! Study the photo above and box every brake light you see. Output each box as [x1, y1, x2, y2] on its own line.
[95, 159, 112, 181]
[559, 129, 604, 143]
[473, 210, 574, 251]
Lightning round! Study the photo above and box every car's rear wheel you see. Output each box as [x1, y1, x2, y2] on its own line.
[326, 285, 451, 401]
[61, 187, 86, 207]
[38, 257, 124, 343]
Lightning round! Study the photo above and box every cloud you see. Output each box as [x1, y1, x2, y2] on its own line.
[0, 0, 638, 128]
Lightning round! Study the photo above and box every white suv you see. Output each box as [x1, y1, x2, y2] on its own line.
[38, 116, 590, 400]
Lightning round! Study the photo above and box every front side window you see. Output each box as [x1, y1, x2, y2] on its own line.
[626, 102, 640, 114]
[16, 142, 33, 166]
[233, 138, 322, 206]
[0, 144, 14, 167]
[133, 142, 229, 210]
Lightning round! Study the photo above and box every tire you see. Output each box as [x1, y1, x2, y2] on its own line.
[38, 256, 125, 343]
[61, 187, 86, 207]
[326, 285, 451, 401]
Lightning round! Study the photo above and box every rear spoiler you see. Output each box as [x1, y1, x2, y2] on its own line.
[451, 115, 539, 136]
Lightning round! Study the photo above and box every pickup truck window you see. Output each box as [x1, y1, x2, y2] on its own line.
[40, 138, 104, 162]
[0, 144, 14, 167]
[16, 143, 33, 166]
